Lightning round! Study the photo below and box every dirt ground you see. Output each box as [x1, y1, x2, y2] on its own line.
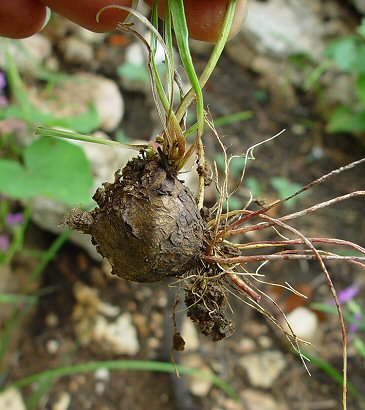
[3, 37, 365, 410]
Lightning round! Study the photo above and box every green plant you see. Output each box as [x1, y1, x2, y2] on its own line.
[305, 19, 365, 135]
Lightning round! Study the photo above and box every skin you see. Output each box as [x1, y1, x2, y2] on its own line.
[0, 0, 247, 41]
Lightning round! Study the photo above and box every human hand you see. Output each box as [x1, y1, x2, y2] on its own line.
[0, 0, 247, 42]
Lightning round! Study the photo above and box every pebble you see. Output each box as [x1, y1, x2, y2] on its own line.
[237, 337, 256, 353]
[240, 0, 328, 59]
[28, 72, 124, 132]
[82, 73, 124, 131]
[59, 37, 94, 65]
[0, 34, 51, 74]
[239, 351, 286, 388]
[51, 392, 71, 410]
[45, 313, 59, 328]
[241, 389, 288, 410]
[93, 313, 140, 355]
[181, 317, 200, 352]
[0, 388, 26, 410]
[284, 307, 319, 343]
[182, 354, 213, 397]
[94, 368, 110, 382]
[46, 339, 60, 354]
[95, 382, 106, 396]
[257, 335, 272, 349]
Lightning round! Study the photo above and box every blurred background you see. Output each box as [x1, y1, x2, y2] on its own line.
[1, 1, 365, 409]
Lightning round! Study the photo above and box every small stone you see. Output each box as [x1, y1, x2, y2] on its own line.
[237, 338, 256, 354]
[257, 335, 272, 349]
[147, 337, 160, 350]
[240, 351, 286, 388]
[181, 317, 200, 351]
[59, 37, 94, 65]
[94, 368, 110, 382]
[284, 307, 319, 343]
[0, 34, 51, 74]
[93, 313, 140, 355]
[95, 382, 106, 396]
[51, 392, 71, 410]
[45, 313, 59, 328]
[0, 388, 26, 410]
[46, 339, 60, 354]
[182, 354, 213, 397]
[241, 389, 287, 410]
[28, 73, 124, 132]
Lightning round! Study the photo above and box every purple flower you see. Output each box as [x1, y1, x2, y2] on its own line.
[338, 285, 359, 304]
[0, 72, 6, 90]
[6, 212, 24, 226]
[349, 313, 363, 335]
[0, 234, 10, 252]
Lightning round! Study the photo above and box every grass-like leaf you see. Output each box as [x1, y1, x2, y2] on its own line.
[6, 360, 239, 401]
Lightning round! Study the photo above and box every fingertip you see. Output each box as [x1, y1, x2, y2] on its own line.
[41, 0, 133, 34]
[0, 0, 47, 39]
[144, 0, 247, 43]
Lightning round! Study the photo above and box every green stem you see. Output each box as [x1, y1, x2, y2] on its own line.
[36, 127, 147, 151]
[175, 0, 237, 124]
[6, 360, 239, 401]
[170, 0, 204, 137]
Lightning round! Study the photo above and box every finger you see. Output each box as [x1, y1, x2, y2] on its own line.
[0, 0, 47, 39]
[144, 0, 247, 42]
[40, 0, 133, 33]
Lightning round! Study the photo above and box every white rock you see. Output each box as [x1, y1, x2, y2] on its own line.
[59, 37, 94, 65]
[94, 368, 110, 382]
[241, 389, 287, 410]
[93, 313, 140, 355]
[52, 392, 71, 410]
[182, 354, 213, 397]
[239, 351, 286, 388]
[0, 388, 26, 410]
[242, 0, 327, 59]
[0, 34, 51, 73]
[181, 317, 200, 351]
[88, 75, 124, 132]
[29, 73, 124, 132]
[284, 307, 319, 343]
[46, 339, 60, 354]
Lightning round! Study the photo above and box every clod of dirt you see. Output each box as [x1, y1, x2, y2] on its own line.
[184, 277, 235, 341]
[68, 158, 206, 283]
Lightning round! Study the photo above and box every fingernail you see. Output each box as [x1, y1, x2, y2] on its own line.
[40, 7, 52, 32]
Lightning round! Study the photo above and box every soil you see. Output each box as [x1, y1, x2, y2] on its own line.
[3, 32, 365, 410]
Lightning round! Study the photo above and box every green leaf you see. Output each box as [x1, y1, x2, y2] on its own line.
[357, 18, 365, 40]
[0, 137, 94, 206]
[117, 63, 150, 83]
[328, 106, 365, 133]
[325, 37, 358, 72]
[353, 337, 365, 360]
[270, 177, 303, 207]
[7, 360, 239, 401]
[325, 37, 365, 75]
[245, 176, 263, 197]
